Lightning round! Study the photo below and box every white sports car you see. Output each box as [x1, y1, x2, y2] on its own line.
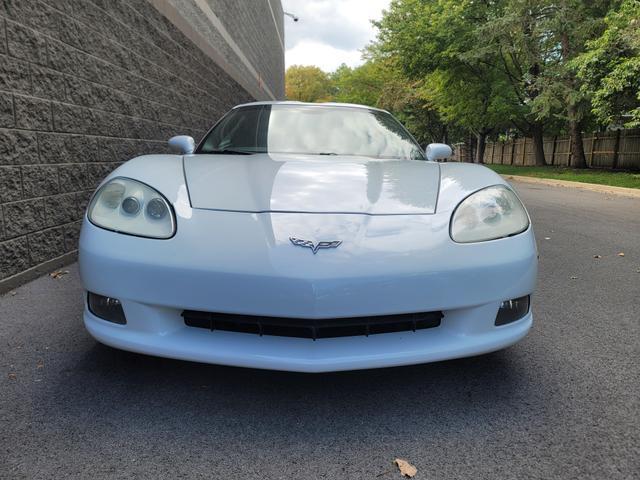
[79, 101, 537, 372]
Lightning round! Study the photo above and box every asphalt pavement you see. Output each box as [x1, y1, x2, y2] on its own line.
[1, 181, 638, 479]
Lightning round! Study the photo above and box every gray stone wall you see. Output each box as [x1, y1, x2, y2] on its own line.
[206, 0, 285, 99]
[164, 0, 284, 100]
[0, 0, 283, 288]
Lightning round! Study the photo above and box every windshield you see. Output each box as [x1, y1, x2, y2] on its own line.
[197, 104, 425, 160]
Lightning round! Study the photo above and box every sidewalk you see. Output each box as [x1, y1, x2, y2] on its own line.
[504, 175, 640, 198]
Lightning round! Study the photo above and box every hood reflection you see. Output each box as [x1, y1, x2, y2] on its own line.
[184, 153, 440, 215]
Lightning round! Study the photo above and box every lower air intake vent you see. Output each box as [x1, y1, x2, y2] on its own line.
[182, 310, 443, 340]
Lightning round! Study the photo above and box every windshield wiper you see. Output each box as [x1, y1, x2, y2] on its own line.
[206, 149, 254, 155]
[317, 152, 338, 155]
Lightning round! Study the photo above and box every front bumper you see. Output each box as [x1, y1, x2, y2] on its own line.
[84, 304, 532, 372]
[79, 210, 537, 372]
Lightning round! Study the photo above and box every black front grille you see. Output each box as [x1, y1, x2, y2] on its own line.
[182, 310, 443, 340]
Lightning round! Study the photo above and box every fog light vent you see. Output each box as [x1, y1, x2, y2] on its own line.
[495, 295, 530, 326]
[88, 292, 126, 325]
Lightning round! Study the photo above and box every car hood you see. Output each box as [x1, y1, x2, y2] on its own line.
[183, 153, 440, 214]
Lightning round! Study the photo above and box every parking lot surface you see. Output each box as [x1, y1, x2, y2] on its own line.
[1, 181, 638, 479]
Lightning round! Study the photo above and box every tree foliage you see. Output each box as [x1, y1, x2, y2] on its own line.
[574, 0, 640, 128]
[285, 59, 453, 145]
[331, 62, 387, 107]
[368, 0, 627, 166]
[285, 65, 333, 103]
[376, 67, 460, 145]
[372, 0, 537, 162]
[283, 0, 638, 168]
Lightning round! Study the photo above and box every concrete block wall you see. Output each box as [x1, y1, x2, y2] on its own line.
[205, 0, 285, 99]
[0, 0, 283, 289]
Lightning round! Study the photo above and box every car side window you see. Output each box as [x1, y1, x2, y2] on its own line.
[200, 107, 266, 153]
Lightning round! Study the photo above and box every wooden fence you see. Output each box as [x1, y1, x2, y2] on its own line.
[452, 129, 640, 170]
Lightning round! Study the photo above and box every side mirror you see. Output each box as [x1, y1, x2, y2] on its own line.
[168, 135, 195, 154]
[425, 143, 452, 161]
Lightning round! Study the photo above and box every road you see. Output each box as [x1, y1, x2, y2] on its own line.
[1, 181, 638, 479]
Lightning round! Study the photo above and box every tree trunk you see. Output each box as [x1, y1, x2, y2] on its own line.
[561, 31, 587, 168]
[568, 116, 587, 168]
[468, 133, 475, 163]
[531, 124, 546, 166]
[475, 133, 486, 164]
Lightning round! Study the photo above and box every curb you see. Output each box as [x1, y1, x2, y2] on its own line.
[0, 251, 77, 296]
[503, 175, 640, 199]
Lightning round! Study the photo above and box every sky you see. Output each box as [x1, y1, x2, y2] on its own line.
[281, 0, 391, 73]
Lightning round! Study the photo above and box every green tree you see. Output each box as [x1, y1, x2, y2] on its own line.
[526, 0, 612, 167]
[372, 0, 516, 163]
[443, 0, 612, 166]
[376, 67, 457, 145]
[331, 59, 454, 145]
[574, 0, 640, 128]
[466, 0, 560, 166]
[285, 65, 333, 102]
[331, 62, 386, 107]
[367, 0, 633, 167]
[422, 66, 517, 163]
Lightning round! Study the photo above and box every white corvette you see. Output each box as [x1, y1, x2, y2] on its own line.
[79, 101, 537, 372]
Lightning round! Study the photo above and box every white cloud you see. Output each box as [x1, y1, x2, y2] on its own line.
[285, 40, 363, 72]
[282, 0, 390, 72]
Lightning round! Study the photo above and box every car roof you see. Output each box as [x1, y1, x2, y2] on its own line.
[233, 100, 389, 114]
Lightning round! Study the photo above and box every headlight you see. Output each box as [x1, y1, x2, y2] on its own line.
[88, 178, 175, 239]
[451, 185, 529, 243]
